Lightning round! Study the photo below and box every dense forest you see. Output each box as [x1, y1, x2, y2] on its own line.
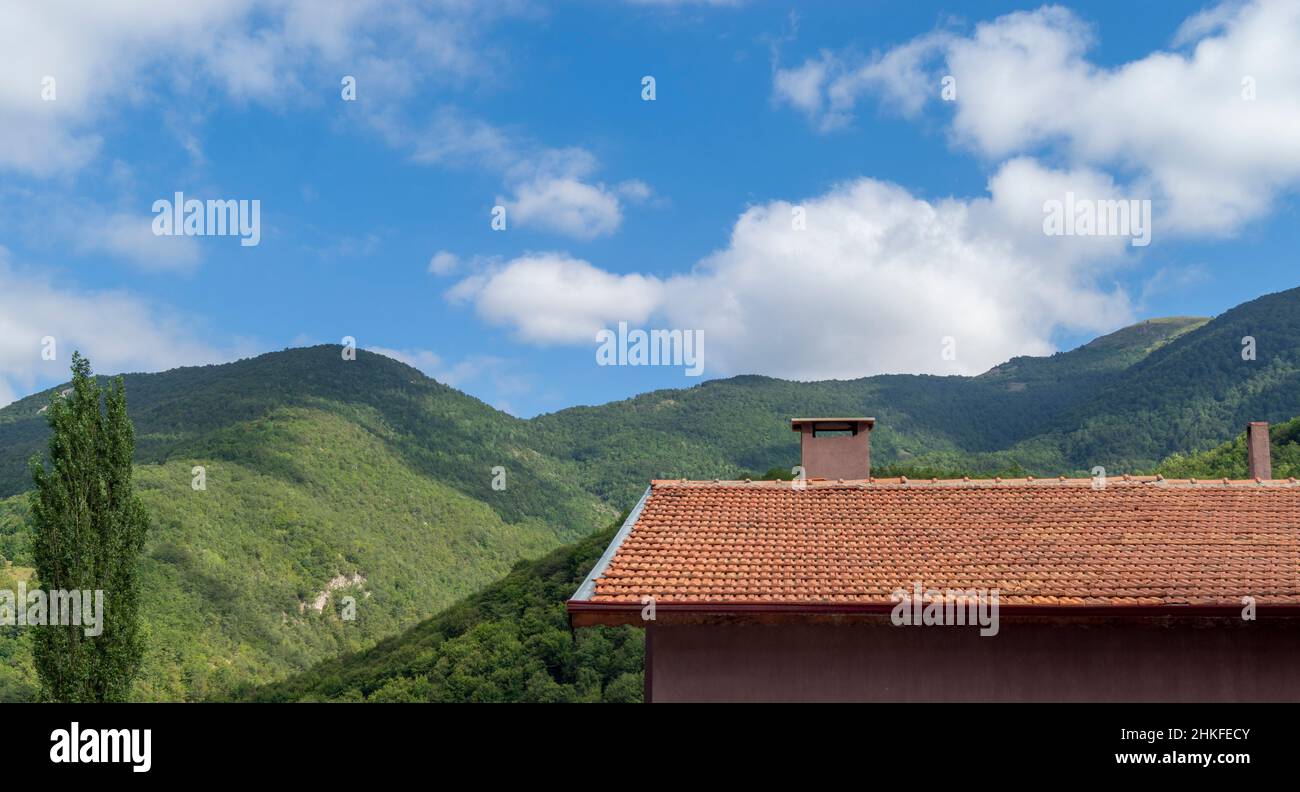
[3, 286, 1300, 701]
[248, 417, 1300, 703]
[245, 519, 643, 703]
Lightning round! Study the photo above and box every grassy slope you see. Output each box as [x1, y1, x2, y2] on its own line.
[0, 407, 599, 702]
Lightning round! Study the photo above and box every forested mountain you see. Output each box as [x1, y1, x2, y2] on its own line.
[253, 415, 1300, 703]
[0, 350, 614, 701]
[530, 287, 1300, 504]
[0, 346, 607, 532]
[245, 518, 643, 703]
[1158, 416, 1300, 479]
[2, 285, 1299, 701]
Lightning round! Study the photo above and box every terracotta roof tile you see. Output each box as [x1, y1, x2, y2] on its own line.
[584, 478, 1300, 607]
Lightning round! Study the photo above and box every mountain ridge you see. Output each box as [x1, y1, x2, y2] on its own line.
[3, 285, 1299, 701]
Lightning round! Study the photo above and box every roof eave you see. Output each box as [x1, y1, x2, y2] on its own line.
[566, 600, 1300, 628]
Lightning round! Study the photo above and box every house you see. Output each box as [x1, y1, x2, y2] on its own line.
[567, 418, 1300, 702]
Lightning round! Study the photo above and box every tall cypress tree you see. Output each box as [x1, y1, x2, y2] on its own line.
[28, 352, 149, 702]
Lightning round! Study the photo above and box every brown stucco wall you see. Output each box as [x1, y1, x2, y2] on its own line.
[796, 421, 871, 480]
[647, 619, 1300, 702]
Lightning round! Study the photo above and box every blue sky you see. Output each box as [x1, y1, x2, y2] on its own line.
[2, 1, 1298, 414]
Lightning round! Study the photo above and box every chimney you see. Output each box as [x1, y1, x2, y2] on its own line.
[791, 417, 874, 480]
[1247, 421, 1272, 480]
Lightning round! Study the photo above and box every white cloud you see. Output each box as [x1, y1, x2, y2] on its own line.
[773, 33, 951, 131]
[0, 252, 240, 406]
[428, 250, 460, 275]
[772, 55, 832, 120]
[498, 147, 631, 238]
[503, 178, 623, 239]
[774, 1, 1300, 236]
[0, 0, 521, 176]
[0, 2, 239, 174]
[447, 166, 1136, 379]
[617, 180, 655, 203]
[376, 111, 640, 240]
[0, 190, 202, 272]
[0, 2, 645, 241]
[373, 107, 520, 171]
[74, 211, 203, 272]
[448, 253, 666, 345]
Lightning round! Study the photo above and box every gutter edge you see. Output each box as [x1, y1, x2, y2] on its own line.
[566, 601, 1300, 618]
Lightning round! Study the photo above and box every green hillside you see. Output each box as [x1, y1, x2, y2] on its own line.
[0, 406, 601, 701]
[1021, 289, 1300, 471]
[1157, 416, 1300, 479]
[529, 289, 1300, 504]
[245, 519, 643, 703]
[524, 316, 1209, 506]
[2, 349, 620, 702]
[0, 346, 609, 535]
[3, 286, 1300, 701]
[257, 417, 1300, 703]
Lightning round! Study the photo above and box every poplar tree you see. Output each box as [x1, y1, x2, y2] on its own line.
[28, 352, 149, 702]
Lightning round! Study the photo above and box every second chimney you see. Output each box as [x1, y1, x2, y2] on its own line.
[1247, 421, 1272, 480]
[791, 417, 874, 480]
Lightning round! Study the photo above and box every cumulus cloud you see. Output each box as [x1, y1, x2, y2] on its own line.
[503, 179, 623, 240]
[446, 165, 1135, 379]
[0, 252, 241, 406]
[376, 111, 639, 240]
[773, 33, 951, 130]
[447, 254, 666, 345]
[773, 0, 1300, 235]
[0, 0, 521, 175]
[493, 144, 630, 239]
[772, 56, 832, 120]
[3, 2, 646, 243]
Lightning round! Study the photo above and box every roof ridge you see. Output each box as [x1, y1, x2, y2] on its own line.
[650, 476, 1300, 489]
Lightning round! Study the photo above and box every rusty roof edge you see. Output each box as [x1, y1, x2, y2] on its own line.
[570, 485, 652, 602]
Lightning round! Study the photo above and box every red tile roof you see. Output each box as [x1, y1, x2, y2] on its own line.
[575, 477, 1300, 608]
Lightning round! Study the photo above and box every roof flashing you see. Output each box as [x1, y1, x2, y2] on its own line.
[570, 486, 652, 603]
